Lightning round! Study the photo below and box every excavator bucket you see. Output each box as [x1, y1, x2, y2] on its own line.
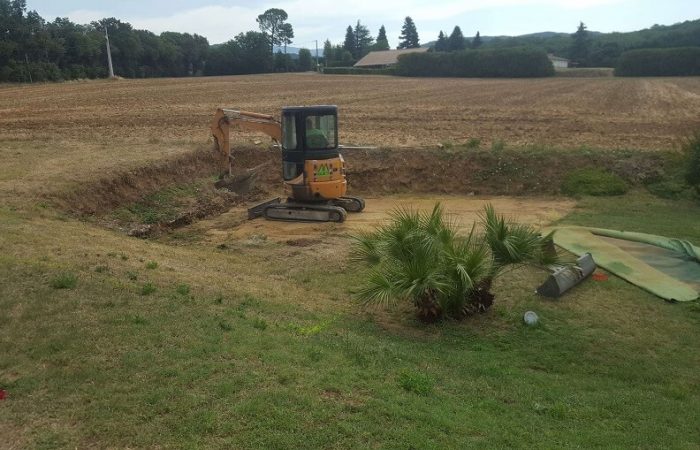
[215, 171, 257, 194]
[214, 162, 267, 194]
[536, 253, 596, 298]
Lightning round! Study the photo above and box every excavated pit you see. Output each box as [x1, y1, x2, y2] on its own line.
[56, 145, 670, 240]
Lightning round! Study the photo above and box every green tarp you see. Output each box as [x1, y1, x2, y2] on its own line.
[546, 226, 700, 302]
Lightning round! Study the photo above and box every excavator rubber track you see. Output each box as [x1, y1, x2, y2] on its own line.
[331, 196, 365, 213]
[262, 202, 347, 223]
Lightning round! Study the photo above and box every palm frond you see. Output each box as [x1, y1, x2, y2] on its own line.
[349, 230, 383, 265]
[480, 203, 551, 275]
[355, 268, 400, 307]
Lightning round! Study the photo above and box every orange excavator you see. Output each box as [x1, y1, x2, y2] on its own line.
[211, 105, 365, 222]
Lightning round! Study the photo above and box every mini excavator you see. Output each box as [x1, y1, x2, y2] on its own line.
[211, 106, 365, 223]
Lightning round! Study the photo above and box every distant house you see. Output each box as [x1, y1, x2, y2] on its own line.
[354, 48, 429, 68]
[548, 54, 570, 69]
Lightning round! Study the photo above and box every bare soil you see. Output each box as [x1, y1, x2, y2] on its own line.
[188, 195, 574, 245]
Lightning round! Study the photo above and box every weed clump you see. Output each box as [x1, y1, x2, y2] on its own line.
[252, 318, 268, 330]
[141, 283, 156, 296]
[145, 261, 158, 270]
[51, 273, 77, 289]
[491, 139, 505, 152]
[175, 284, 190, 296]
[465, 137, 481, 149]
[562, 168, 628, 196]
[398, 370, 434, 396]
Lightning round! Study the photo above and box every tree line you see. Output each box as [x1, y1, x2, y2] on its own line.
[3, 0, 699, 82]
[485, 19, 700, 68]
[0, 1, 210, 81]
[0, 2, 315, 82]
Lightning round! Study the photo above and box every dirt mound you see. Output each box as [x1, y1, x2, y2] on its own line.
[58, 146, 221, 215]
[231, 146, 669, 197]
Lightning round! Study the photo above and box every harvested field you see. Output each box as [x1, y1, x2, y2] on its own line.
[1, 74, 700, 202]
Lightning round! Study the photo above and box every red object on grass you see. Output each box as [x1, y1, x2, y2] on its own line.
[592, 272, 609, 281]
[0, 389, 6, 400]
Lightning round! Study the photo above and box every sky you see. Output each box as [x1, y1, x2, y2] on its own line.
[27, 0, 700, 48]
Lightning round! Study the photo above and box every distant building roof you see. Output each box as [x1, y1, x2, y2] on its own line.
[547, 54, 570, 62]
[354, 48, 429, 67]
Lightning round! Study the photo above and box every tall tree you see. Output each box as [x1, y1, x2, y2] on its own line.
[472, 31, 482, 49]
[279, 22, 294, 53]
[298, 48, 312, 71]
[322, 39, 333, 64]
[570, 21, 590, 65]
[373, 25, 390, 51]
[447, 26, 465, 51]
[353, 20, 374, 58]
[397, 16, 419, 49]
[256, 8, 292, 56]
[343, 25, 356, 57]
[434, 31, 448, 52]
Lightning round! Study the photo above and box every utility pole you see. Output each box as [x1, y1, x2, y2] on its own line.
[104, 26, 115, 78]
[315, 39, 319, 71]
[24, 54, 33, 83]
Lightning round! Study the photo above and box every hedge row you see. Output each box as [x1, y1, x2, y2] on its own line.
[615, 47, 700, 76]
[0, 61, 110, 83]
[394, 47, 555, 78]
[322, 67, 395, 75]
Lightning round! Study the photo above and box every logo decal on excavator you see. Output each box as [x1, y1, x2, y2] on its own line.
[317, 165, 330, 177]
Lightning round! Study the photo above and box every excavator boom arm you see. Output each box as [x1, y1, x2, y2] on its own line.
[211, 108, 282, 175]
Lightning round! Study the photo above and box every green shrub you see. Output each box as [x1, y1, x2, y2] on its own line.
[51, 273, 77, 289]
[615, 47, 700, 77]
[562, 168, 628, 196]
[145, 261, 158, 270]
[395, 47, 554, 78]
[683, 131, 700, 195]
[646, 180, 689, 199]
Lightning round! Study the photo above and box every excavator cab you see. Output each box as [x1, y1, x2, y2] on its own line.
[281, 106, 339, 181]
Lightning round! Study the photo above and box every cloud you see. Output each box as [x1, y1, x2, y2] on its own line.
[60, 9, 107, 24]
[130, 5, 258, 43]
[62, 0, 627, 45]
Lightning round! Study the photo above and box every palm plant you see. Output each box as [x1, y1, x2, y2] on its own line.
[352, 203, 556, 322]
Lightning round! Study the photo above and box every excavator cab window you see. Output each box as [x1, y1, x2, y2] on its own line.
[305, 115, 336, 150]
[282, 114, 297, 150]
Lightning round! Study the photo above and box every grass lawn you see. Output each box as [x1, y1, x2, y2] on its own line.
[1, 192, 699, 448]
